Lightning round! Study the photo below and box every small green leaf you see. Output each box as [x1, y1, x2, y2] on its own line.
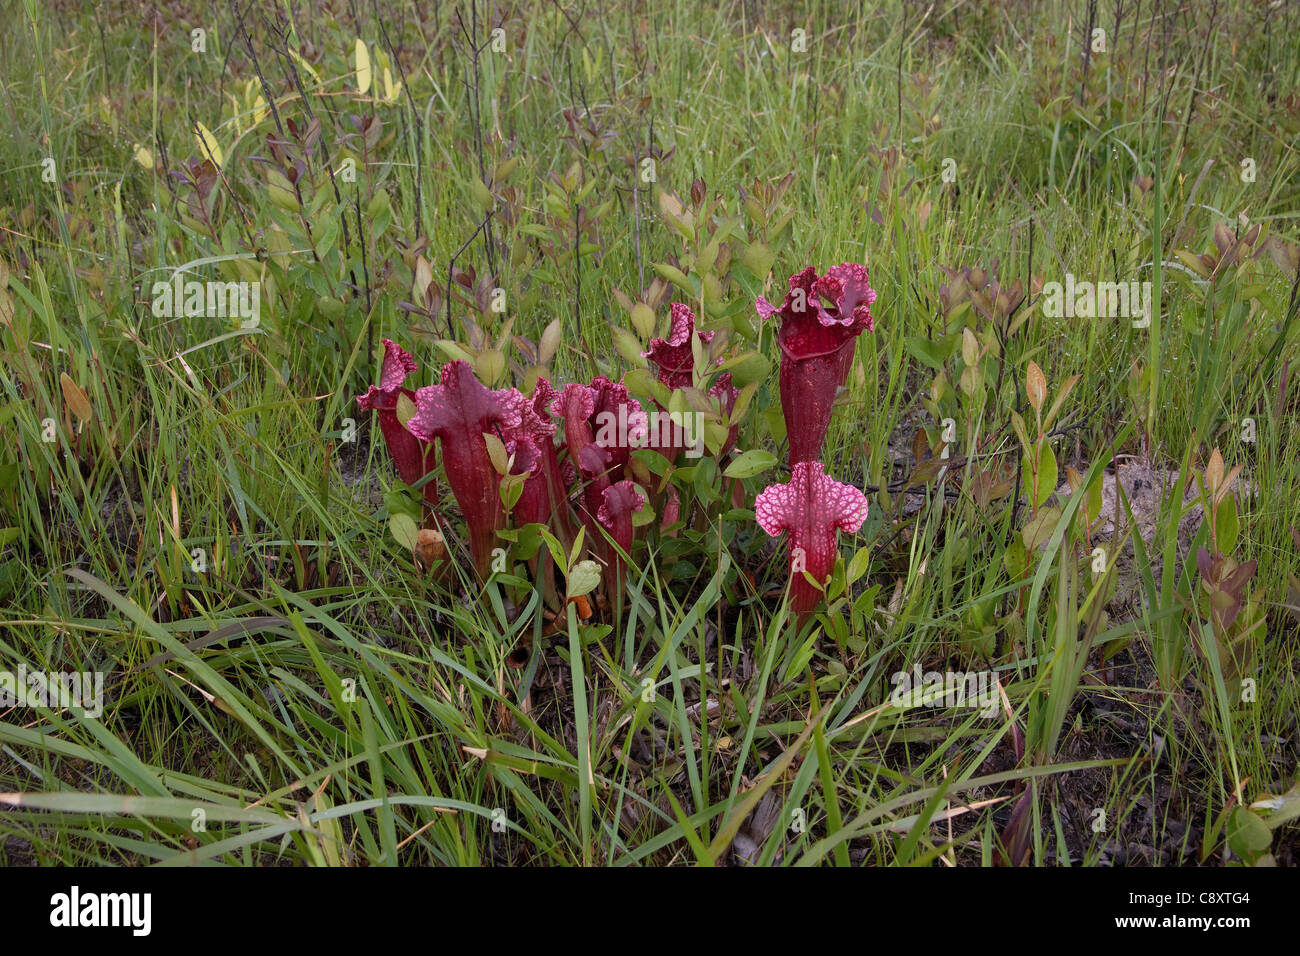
[388, 512, 419, 550]
[366, 189, 390, 221]
[903, 335, 949, 370]
[483, 432, 509, 475]
[740, 241, 774, 278]
[568, 526, 586, 571]
[961, 326, 979, 366]
[566, 559, 602, 599]
[435, 340, 475, 364]
[1021, 506, 1061, 551]
[847, 547, 871, 585]
[718, 350, 771, 387]
[1004, 536, 1028, 579]
[316, 296, 346, 322]
[693, 457, 719, 503]
[474, 349, 506, 385]
[499, 472, 525, 511]
[1087, 471, 1104, 525]
[1033, 443, 1058, 509]
[194, 121, 224, 168]
[723, 449, 777, 479]
[762, 405, 786, 444]
[266, 169, 301, 212]
[651, 262, 691, 289]
[471, 178, 494, 212]
[395, 392, 417, 427]
[1043, 374, 1081, 432]
[728, 381, 758, 425]
[511, 523, 544, 561]
[538, 528, 568, 574]
[690, 327, 707, 377]
[1009, 410, 1030, 455]
[384, 489, 420, 521]
[1226, 807, 1272, 862]
[1215, 493, 1239, 554]
[630, 303, 656, 339]
[782, 632, 818, 681]
[612, 326, 648, 367]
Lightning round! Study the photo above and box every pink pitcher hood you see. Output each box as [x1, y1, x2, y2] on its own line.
[406, 360, 526, 575]
[643, 302, 715, 389]
[356, 338, 438, 505]
[757, 264, 877, 465]
[755, 461, 869, 614]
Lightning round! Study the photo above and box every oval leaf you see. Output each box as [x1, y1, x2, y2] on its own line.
[630, 303, 656, 339]
[474, 349, 506, 385]
[483, 432, 509, 475]
[846, 546, 871, 585]
[1215, 492, 1239, 554]
[395, 392, 417, 427]
[566, 559, 602, 600]
[539, 319, 561, 365]
[1026, 360, 1046, 414]
[60, 373, 93, 423]
[388, 512, 419, 550]
[611, 326, 648, 367]
[1226, 807, 1272, 861]
[1034, 443, 1058, 509]
[354, 38, 372, 94]
[194, 122, 223, 168]
[723, 449, 777, 479]
[1205, 447, 1225, 497]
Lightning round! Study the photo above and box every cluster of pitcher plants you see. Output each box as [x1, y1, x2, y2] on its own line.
[358, 262, 879, 621]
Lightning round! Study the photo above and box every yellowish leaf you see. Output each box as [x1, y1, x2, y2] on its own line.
[412, 255, 433, 304]
[482, 432, 509, 475]
[539, 319, 561, 366]
[382, 67, 402, 102]
[475, 348, 505, 385]
[194, 122, 223, 168]
[1216, 463, 1243, 508]
[1026, 360, 1046, 415]
[1205, 447, 1225, 497]
[354, 38, 372, 94]
[395, 392, 417, 427]
[1065, 465, 1085, 494]
[961, 326, 979, 366]
[566, 559, 602, 599]
[60, 372, 93, 423]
